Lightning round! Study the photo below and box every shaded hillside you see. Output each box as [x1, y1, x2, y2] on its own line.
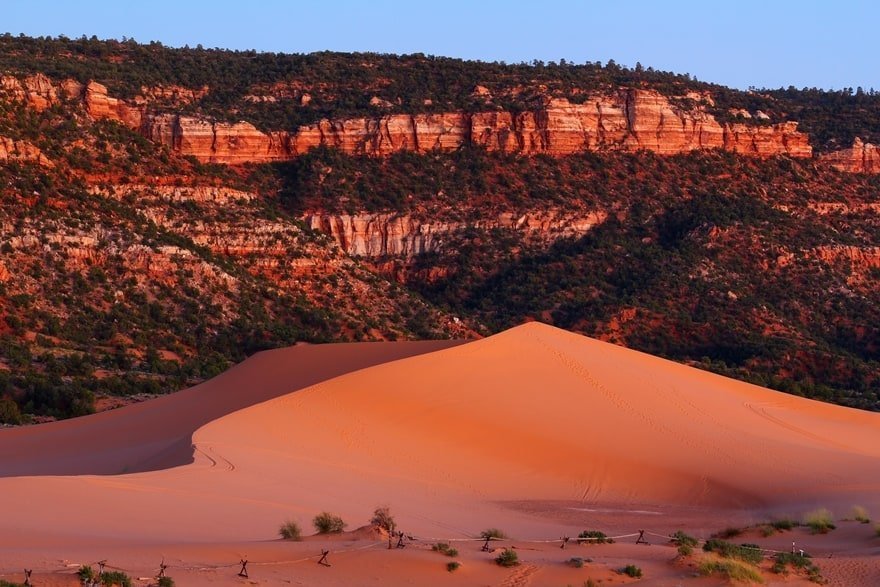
[263, 148, 880, 409]
[0, 95, 470, 423]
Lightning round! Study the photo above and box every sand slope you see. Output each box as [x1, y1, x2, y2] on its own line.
[0, 322, 878, 553]
[0, 339, 461, 476]
[197, 321, 880, 514]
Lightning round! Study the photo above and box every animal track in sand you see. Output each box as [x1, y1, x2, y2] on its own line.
[500, 562, 538, 587]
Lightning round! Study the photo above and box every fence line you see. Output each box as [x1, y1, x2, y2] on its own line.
[0, 525, 833, 580]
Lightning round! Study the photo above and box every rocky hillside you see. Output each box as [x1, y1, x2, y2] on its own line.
[0, 35, 878, 421]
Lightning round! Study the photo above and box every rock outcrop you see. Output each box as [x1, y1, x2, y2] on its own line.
[819, 138, 880, 173]
[138, 90, 812, 164]
[0, 136, 52, 166]
[0, 75, 815, 164]
[305, 210, 607, 258]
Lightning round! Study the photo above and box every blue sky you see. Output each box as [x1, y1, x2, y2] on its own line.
[3, 0, 877, 91]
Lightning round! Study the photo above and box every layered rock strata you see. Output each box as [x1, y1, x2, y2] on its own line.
[820, 138, 880, 173]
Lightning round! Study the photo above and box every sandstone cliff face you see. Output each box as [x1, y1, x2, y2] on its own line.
[0, 75, 815, 164]
[0, 136, 52, 166]
[0, 73, 57, 111]
[819, 138, 880, 173]
[305, 210, 607, 258]
[138, 90, 812, 164]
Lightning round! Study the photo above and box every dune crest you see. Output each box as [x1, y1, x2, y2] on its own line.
[196, 321, 880, 510]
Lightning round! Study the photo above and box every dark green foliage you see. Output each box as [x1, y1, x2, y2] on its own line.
[712, 526, 744, 539]
[0, 396, 22, 424]
[620, 564, 643, 578]
[77, 565, 97, 582]
[446, 561, 460, 572]
[773, 552, 823, 583]
[156, 578, 175, 587]
[702, 538, 764, 565]
[495, 548, 519, 567]
[100, 571, 132, 587]
[313, 511, 346, 534]
[568, 557, 585, 568]
[0, 580, 26, 587]
[577, 530, 613, 544]
[671, 530, 699, 556]
[432, 543, 458, 557]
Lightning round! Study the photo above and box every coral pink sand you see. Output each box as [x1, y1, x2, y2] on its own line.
[0, 323, 878, 585]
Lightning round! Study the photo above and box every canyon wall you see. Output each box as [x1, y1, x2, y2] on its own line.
[0, 74, 813, 164]
[140, 90, 812, 164]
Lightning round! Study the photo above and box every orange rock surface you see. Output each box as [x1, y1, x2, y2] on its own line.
[820, 137, 880, 173]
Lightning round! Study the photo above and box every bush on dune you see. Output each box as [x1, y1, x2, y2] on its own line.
[279, 520, 302, 540]
[803, 508, 836, 534]
[313, 511, 347, 534]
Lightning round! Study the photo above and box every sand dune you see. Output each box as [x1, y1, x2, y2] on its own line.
[196, 321, 880, 512]
[1, 322, 879, 584]
[0, 339, 461, 476]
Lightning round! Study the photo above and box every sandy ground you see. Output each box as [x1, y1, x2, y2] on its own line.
[0, 322, 878, 585]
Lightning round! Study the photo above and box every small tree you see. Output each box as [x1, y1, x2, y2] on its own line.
[313, 511, 346, 534]
[371, 506, 396, 534]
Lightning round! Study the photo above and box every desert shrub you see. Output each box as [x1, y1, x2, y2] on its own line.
[671, 530, 698, 556]
[849, 505, 870, 523]
[702, 538, 764, 565]
[803, 508, 836, 534]
[279, 520, 302, 540]
[772, 552, 823, 583]
[157, 578, 175, 587]
[446, 561, 460, 572]
[771, 518, 798, 531]
[577, 529, 613, 544]
[371, 505, 396, 534]
[481, 528, 507, 540]
[432, 543, 457, 557]
[77, 565, 97, 582]
[875, 523, 880, 537]
[713, 526, 743, 539]
[585, 579, 598, 587]
[100, 571, 132, 587]
[495, 548, 519, 567]
[620, 564, 642, 578]
[0, 581, 26, 587]
[313, 511, 346, 534]
[568, 557, 585, 568]
[699, 558, 763, 583]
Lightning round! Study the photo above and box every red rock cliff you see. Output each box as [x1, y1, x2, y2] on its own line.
[0, 75, 814, 164]
[139, 90, 811, 163]
[819, 138, 880, 173]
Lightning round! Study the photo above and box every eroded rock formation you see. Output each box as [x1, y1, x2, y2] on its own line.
[820, 138, 880, 173]
[305, 210, 607, 258]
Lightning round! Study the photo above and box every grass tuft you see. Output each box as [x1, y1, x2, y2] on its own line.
[699, 557, 763, 583]
[803, 508, 836, 534]
[446, 561, 460, 572]
[772, 552, 823, 583]
[849, 505, 870, 524]
[279, 520, 302, 540]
